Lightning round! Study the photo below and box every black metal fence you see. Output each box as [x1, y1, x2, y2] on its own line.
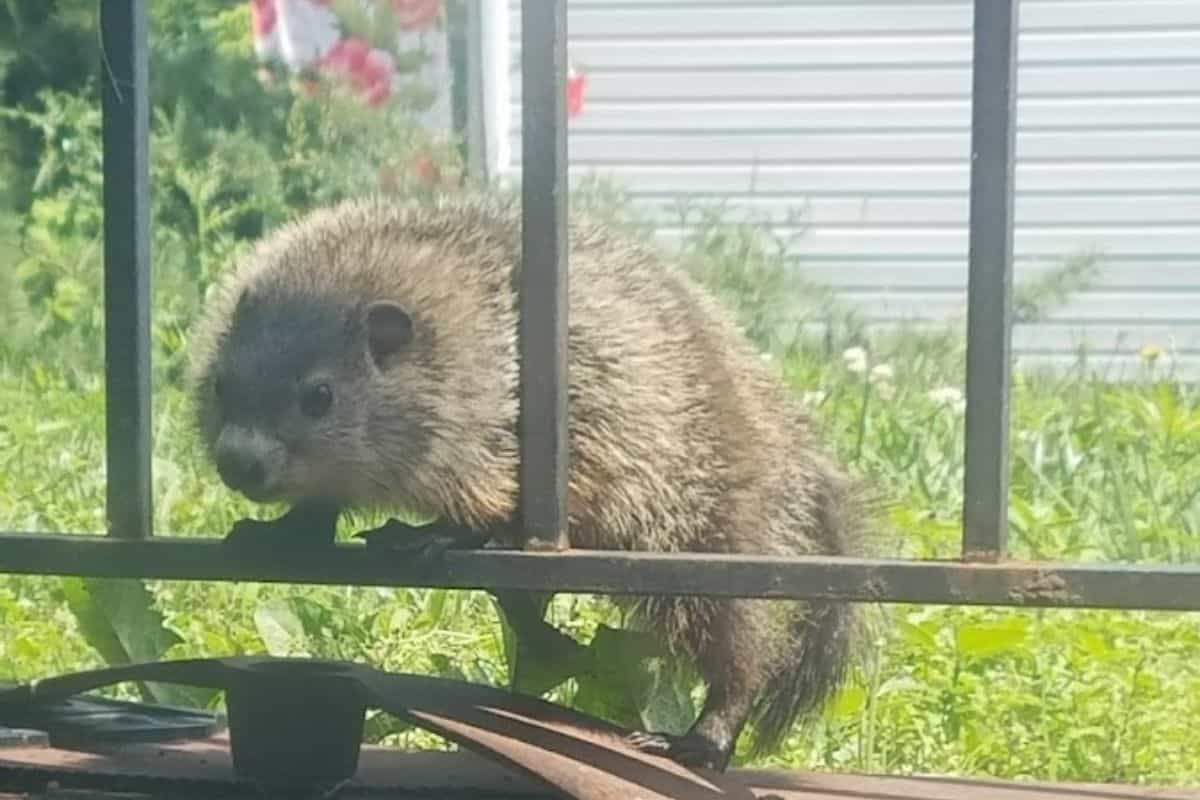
[1, 0, 1199, 613]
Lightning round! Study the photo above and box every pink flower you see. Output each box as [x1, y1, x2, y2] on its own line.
[567, 66, 587, 118]
[250, 0, 277, 36]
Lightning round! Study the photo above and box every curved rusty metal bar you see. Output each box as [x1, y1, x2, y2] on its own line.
[0, 656, 755, 800]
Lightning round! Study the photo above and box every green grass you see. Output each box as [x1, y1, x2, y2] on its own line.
[1, 324, 1198, 784]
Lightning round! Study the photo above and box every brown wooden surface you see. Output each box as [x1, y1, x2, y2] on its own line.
[1, 736, 1197, 799]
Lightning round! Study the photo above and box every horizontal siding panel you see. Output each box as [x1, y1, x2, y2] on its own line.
[626, 194, 1200, 226]
[810, 289, 1200, 323]
[512, 2, 1200, 38]
[512, 65, 1200, 101]
[501, 0, 1200, 376]
[563, 163, 1200, 194]
[521, 4, 971, 36]
[790, 260, 1200, 290]
[568, 98, 1200, 132]
[554, 32, 1200, 69]
[518, 130, 1200, 164]
[653, 226, 1200, 258]
[798, 323, 1200, 354]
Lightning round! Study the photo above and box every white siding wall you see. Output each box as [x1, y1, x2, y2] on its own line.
[495, 0, 1200, 379]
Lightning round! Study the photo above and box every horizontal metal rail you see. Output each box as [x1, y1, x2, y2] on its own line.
[1, 532, 1199, 611]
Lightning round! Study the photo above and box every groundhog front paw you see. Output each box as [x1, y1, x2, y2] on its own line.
[354, 519, 489, 563]
[222, 517, 292, 549]
[221, 503, 340, 549]
[625, 730, 728, 771]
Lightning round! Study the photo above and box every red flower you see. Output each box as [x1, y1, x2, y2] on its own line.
[332, 37, 370, 74]
[320, 37, 396, 107]
[360, 49, 395, 105]
[410, 152, 441, 187]
[567, 66, 587, 118]
[250, 0, 277, 36]
[392, 0, 443, 31]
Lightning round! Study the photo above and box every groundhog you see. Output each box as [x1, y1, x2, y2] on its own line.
[187, 193, 871, 772]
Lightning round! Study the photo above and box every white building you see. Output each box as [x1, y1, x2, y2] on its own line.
[476, 0, 1200, 378]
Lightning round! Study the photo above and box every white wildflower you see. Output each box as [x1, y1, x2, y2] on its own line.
[843, 346, 867, 374]
[927, 386, 966, 414]
[869, 363, 894, 384]
[875, 382, 896, 401]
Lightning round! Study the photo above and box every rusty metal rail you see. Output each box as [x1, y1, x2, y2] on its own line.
[1, 532, 1199, 611]
[1, 1, 1198, 626]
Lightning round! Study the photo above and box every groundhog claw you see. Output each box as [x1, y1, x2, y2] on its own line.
[625, 730, 726, 771]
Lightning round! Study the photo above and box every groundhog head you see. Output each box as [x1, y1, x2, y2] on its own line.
[193, 285, 422, 505]
[187, 198, 521, 526]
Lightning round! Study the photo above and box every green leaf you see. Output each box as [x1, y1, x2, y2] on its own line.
[61, 577, 192, 705]
[417, 588, 449, 629]
[572, 625, 676, 731]
[638, 656, 700, 735]
[1074, 631, 1112, 659]
[253, 598, 308, 656]
[288, 595, 333, 640]
[956, 619, 1029, 659]
[511, 638, 582, 697]
[429, 652, 467, 682]
[897, 619, 939, 650]
[491, 592, 586, 696]
[829, 685, 867, 718]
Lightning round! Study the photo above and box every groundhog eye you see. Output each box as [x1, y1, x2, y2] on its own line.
[299, 383, 333, 419]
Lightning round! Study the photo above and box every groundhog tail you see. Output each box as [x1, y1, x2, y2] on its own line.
[747, 598, 857, 758]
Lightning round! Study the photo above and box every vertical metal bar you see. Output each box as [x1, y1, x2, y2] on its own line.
[517, 0, 569, 551]
[100, 0, 153, 540]
[464, 0, 487, 181]
[962, 0, 1019, 560]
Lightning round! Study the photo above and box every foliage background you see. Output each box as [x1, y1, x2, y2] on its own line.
[1, 0, 1198, 785]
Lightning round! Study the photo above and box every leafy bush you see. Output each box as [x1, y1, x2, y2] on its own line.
[0, 0, 461, 381]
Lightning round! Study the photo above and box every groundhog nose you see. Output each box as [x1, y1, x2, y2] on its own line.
[216, 449, 266, 494]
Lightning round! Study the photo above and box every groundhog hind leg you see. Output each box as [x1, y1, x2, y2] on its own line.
[626, 596, 769, 772]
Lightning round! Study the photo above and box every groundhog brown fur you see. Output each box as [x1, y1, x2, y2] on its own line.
[187, 193, 870, 771]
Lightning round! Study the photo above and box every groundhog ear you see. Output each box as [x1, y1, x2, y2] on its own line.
[365, 301, 413, 364]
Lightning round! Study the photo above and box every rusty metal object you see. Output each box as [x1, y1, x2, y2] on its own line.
[1007, 569, 1082, 605]
[4, 743, 1198, 799]
[0, 731, 47, 750]
[0, 685, 219, 750]
[0, 656, 754, 799]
